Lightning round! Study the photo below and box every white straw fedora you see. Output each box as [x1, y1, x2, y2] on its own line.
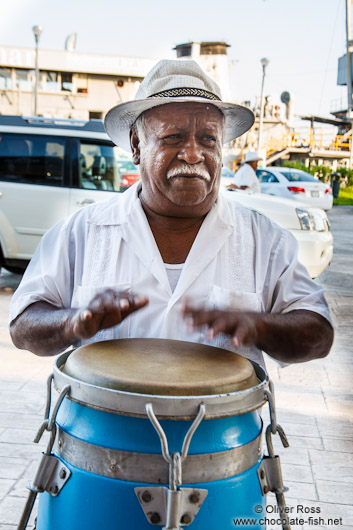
[104, 59, 255, 151]
[244, 152, 263, 163]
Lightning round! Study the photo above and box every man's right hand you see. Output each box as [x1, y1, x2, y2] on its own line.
[10, 290, 149, 356]
[68, 289, 149, 340]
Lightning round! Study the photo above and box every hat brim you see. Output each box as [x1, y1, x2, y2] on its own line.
[104, 97, 255, 152]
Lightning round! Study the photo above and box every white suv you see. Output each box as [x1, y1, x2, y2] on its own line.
[0, 115, 333, 278]
[0, 115, 122, 273]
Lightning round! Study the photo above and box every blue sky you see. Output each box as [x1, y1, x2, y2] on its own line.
[0, 0, 347, 117]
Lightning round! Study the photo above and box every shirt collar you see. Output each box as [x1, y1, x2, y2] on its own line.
[87, 180, 235, 228]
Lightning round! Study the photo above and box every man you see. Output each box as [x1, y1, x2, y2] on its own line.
[9, 60, 333, 366]
[229, 151, 262, 193]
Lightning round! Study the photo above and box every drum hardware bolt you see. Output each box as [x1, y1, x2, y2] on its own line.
[110, 464, 117, 472]
[181, 513, 192, 524]
[59, 468, 66, 479]
[260, 469, 265, 480]
[263, 485, 269, 494]
[150, 512, 161, 524]
[58, 439, 62, 448]
[49, 484, 59, 495]
[141, 490, 152, 503]
[189, 492, 200, 504]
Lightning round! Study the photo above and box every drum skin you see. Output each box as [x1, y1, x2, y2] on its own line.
[36, 398, 265, 529]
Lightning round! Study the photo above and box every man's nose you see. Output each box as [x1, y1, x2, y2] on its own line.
[177, 137, 205, 164]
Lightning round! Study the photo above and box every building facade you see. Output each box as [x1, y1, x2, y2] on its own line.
[0, 45, 155, 119]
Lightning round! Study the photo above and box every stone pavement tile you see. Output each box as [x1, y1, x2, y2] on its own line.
[0, 412, 41, 431]
[0, 481, 15, 503]
[284, 480, 318, 501]
[0, 382, 23, 392]
[322, 438, 353, 453]
[275, 410, 318, 426]
[312, 464, 353, 484]
[316, 418, 353, 440]
[0, 428, 46, 447]
[0, 442, 42, 460]
[0, 390, 45, 415]
[274, 421, 321, 439]
[316, 479, 353, 504]
[281, 463, 314, 483]
[265, 444, 310, 466]
[278, 435, 323, 450]
[0, 459, 27, 480]
[310, 449, 353, 466]
[0, 496, 37, 526]
[266, 386, 327, 416]
[8, 477, 30, 498]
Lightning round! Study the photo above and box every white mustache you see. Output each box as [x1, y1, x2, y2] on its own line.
[167, 165, 211, 182]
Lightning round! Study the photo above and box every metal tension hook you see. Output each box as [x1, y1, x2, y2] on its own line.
[135, 403, 208, 529]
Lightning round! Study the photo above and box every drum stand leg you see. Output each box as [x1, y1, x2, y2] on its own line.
[257, 381, 292, 530]
[135, 403, 208, 529]
[16, 377, 71, 530]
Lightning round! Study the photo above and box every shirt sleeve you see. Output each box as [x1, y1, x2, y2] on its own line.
[266, 228, 332, 325]
[9, 218, 74, 324]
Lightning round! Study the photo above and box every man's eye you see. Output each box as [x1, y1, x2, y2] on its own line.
[203, 135, 216, 142]
[164, 134, 181, 140]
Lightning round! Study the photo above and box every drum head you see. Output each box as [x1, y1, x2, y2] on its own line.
[63, 339, 258, 396]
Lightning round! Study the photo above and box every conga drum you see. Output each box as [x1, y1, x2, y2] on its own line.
[35, 338, 270, 529]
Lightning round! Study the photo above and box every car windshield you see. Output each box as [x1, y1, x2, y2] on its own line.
[279, 170, 318, 183]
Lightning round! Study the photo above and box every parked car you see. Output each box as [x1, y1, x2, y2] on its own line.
[256, 166, 333, 210]
[0, 115, 333, 278]
[224, 189, 333, 278]
[116, 159, 140, 191]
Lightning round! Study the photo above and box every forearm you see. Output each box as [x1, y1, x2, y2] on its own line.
[10, 302, 78, 356]
[254, 310, 334, 363]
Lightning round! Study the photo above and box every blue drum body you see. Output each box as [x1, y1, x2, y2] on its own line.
[36, 399, 265, 529]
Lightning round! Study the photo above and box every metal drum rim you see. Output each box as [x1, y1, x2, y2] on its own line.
[54, 349, 269, 419]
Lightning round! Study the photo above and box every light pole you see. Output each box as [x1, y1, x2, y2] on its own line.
[257, 57, 269, 157]
[32, 25, 43, 116]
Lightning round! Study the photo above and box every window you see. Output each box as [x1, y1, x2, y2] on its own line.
[43, 71, 59, 92]
[280, 170, 318, 183]
[15, 69, 31, 91]
[77, 74, 88, 94]
[0, 134, 65, 186]
[79, 142, 119, 191]
[61, 72, 73, 92]
[0, 68, 12, 89]
[256, 170, 279, 183]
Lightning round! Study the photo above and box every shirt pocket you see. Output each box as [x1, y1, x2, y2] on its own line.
[71, 283, 132, 341]
[207, 285, 263, 313]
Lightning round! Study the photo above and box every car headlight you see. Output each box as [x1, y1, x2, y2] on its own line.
[307, 210, 326, 232]
[296, 208, 315, 230]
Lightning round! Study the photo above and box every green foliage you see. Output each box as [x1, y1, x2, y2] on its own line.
[281, 160, 353, 186]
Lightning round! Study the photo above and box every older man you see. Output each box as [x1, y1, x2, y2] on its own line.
[228, 151, 262, 193]
[9, 60, 333, 366]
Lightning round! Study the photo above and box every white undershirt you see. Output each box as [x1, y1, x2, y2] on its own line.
[164, 263, 184, 293]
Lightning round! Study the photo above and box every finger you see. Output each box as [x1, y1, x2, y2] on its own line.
[184, 309, 222, 328]
[208, 314, 238, 337]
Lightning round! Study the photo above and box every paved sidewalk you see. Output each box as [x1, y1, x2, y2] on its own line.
[0, 206, 352, 530]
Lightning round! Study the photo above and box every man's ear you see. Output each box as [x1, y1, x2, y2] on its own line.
[130, 128, 140, 165]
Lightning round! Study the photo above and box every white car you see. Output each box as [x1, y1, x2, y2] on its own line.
[0, 116, 333, 278]
[256, 167, 333, 211]
[223, 189, 333, 278]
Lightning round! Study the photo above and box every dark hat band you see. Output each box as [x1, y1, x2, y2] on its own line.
[148, 87, 221, 101]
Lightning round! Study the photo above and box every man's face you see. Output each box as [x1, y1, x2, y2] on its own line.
[130, 102, 224, 217]
[248, 160, 259, 171]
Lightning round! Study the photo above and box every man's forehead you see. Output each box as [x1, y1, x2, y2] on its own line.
[141, 102, 224, 126]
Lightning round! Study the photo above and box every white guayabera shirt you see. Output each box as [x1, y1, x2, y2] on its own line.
[233, 164, 261, 193]
[10, 183, 331, 367]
